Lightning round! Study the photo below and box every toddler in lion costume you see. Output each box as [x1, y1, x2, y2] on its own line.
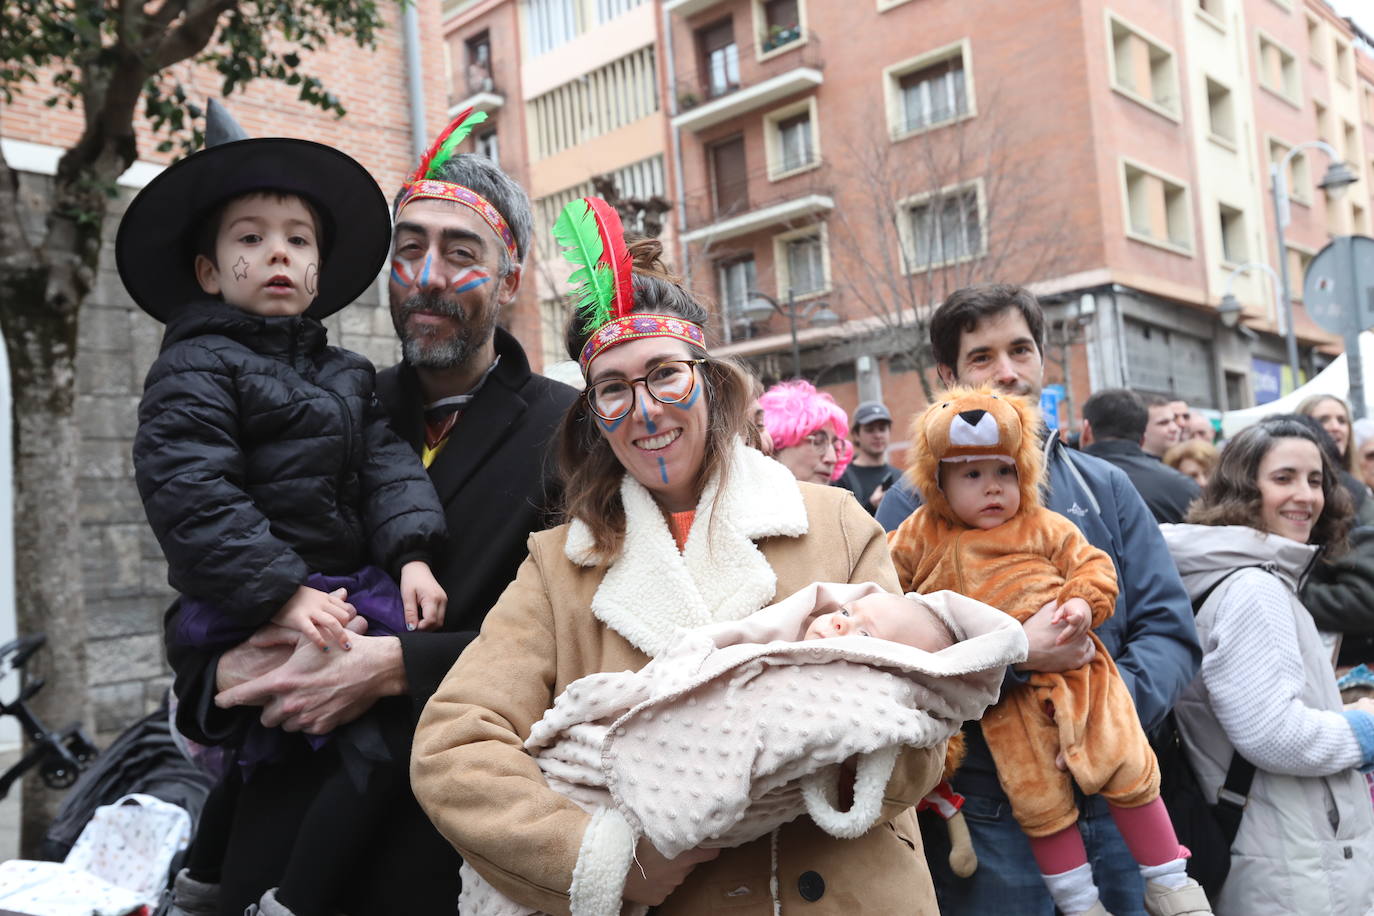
[888, 387, 1211, 916]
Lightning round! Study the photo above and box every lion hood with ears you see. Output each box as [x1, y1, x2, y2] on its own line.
[906, 386, 1045, 527]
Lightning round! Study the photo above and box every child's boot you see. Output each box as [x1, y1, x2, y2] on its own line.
[243, 887, 296, 916]
[1143, 879, 1212, 916]
[1078, 904, 1115, 916]
[167, 868, 219, 916]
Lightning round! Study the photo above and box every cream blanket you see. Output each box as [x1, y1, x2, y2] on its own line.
[459, 582, 1027, 915]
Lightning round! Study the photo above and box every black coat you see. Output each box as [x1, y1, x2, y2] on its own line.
[164, 327, 577, 914]
[1304, 526, 1374, 667]
[1081, 438, 1199, 525]
[135, 302, 445, 628]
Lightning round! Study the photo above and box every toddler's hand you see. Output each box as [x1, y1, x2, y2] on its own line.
[1050, 597, 1092, 646]
[272, 585, 355, 651]
[401, 560, 447, 631]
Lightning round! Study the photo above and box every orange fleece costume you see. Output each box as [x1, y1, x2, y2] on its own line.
[888, 387, 1160, 837]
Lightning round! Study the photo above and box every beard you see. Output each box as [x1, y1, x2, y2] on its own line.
[393, 287, 498, 370]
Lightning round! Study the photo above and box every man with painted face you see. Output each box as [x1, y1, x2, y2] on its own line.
[164, 111, 577, 914]
[876, 285, 1200, 916]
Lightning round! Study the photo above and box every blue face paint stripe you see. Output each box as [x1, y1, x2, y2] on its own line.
[418, 254, 432, 286]
[452, 276, 490, 293]
[658, 456, 669, 484]
[597, 413, 626, 432]
[641, 397, 658, 433]
[669, 381, 703, 410]
[390, 266, 408, 286]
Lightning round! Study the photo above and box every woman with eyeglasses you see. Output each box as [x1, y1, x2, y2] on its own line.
[759, 379, 854, 486]
[412, 230, 946, 914]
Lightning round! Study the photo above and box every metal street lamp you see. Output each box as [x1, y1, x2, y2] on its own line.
[1219, 261, 1283, 331]
[1271, 141, 1359, 385]
[744, 289, 840, 378]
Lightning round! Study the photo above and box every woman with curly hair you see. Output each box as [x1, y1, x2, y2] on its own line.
[1160, 417, 1374, 914]
[1162, 439, 1219, 489]
[759, 379, 853, 485]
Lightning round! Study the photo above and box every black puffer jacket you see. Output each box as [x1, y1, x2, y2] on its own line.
[133, 301, 445, 629]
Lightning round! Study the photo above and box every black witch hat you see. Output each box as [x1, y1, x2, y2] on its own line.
[115, 99, 391, 322]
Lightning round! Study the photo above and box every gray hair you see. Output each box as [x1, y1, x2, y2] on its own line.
[393, 154, 532, 276]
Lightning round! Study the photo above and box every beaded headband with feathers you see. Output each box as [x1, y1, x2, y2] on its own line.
[553, 196, 634, 334]
[403, 107, 489, 189]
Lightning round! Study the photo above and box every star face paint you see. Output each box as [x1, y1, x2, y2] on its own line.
[197, 193, 320, 317]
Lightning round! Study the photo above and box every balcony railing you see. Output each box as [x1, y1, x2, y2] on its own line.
[674, 33, 823, 115]
[448, 65, 504, 114]
[679, 166, 833, 244]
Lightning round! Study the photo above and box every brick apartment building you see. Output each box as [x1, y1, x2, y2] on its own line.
[662, 0, 1374, 440]
[0, 2, 451, 736]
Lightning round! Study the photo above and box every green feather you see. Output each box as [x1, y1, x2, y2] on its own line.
[553, 200, 615, 333]
[427, 110, 488, 178]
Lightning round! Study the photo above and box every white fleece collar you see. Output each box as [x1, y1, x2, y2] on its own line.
[564, 440, 809, 657]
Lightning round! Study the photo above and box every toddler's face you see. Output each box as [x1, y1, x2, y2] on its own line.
[940, 457, 1020, 529]
[195, 193, 320, 317]
[803, 593, 949, 651]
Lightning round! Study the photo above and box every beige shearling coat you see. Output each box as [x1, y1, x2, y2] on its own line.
[411, 444, 946, 915]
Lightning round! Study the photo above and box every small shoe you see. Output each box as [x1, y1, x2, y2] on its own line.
[167, 868, 220, 916]
[1075, 902, 1114, 916]
[244, 888, 295, 916]
[1144, 878, 1213, 916]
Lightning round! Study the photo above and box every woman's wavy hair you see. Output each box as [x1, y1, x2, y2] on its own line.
[758, 379, 853, 479]
[1162, 438, 1218, 477]
[554, 236, 754, 560]
[1186, 416, 1352, 557]
[1296, 393, 1359, 480]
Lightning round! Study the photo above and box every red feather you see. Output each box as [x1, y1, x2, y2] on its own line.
[584, 198, 634, 319]
[407, 107, 476, 187]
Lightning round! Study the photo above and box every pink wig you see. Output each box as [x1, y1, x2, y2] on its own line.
[758, 380, 852, 479]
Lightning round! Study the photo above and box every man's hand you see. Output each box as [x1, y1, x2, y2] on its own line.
[215, 589, 365, 694]
[622, 839, 720, 906]
[271, 584, 356, 651]
[400, 560, 447, 631]
[1014, 599, 1095, 673]
[214, 630, 406, 734]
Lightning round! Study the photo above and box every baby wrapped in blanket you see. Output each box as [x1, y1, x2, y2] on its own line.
[459, 581, 1028, 916]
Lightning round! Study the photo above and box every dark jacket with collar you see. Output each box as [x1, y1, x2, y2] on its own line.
[163, 326, 577, 913]
[135, 302, 445, 627]
[1081, 437, 1200, 525]
[1303, 525, 1374, 667]
[878, 435, 1200, 794]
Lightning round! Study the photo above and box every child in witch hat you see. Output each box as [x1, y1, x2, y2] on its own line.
[119, 100, 448, 916]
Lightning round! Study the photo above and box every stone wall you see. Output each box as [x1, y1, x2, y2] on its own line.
[64, 177, 401, 738]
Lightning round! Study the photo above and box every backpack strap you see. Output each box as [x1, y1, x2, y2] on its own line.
[1190, 564, 1266, 843]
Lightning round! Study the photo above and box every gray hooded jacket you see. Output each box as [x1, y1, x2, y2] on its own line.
[1161, 523, 1374, 916]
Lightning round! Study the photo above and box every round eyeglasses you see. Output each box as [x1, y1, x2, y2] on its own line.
[583, 359, 708, 422]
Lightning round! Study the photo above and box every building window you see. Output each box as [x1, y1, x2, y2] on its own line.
[1123, 161, 1191, 252]
[1269, 138, 1310, 202]
[529, 46, 659, 160]
[532, 155, 666, 257]
[475, 129, 499, 163]
[898, 57, 968, 135]
[1287, 245, 1313, 300]
[764, 99, 819, 179]
[698, 19, 740, 99]
[1218, 203, 1246, 263]
[903, 183, 984, 269]
[1315, 99, 1330, 142]
[709, 135, 749, 217]
[1343, 119, 1358, 165]
[785, 233, 826, 294]
[1198, 0, 1224, 23]
[527, 0, 579, 57]
[717, 256, 757, 321]
[1108, 15, 1180, 118]
[1334, 39, 1353, 86]
[595, 0, 648, 25]
[1257, 32, 1300, 105]
[1307, 13, 1324, 66]
[759, 0, 802, 53]
[465, 31, 493, 96]
[1206, 78, 1235, 145]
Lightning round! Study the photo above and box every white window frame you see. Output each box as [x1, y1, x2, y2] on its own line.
[1120, 157, 1195, 255]
[1217, 200, 1248, 266]
[1306, 12, 1325, 67]
[896, 178, 987, 273]
[1285, 240, 1316, 302]
[717, 255, 758, 322]
[1205, 76, 1237, 151]
[1256, 29, 1302, 109]
[763, 97, 821, 181]
[882, 39, 975, 142]
[1266, 133, 1312, 206]
[876, 0, 913, 10]
[772, 224, 831, 299]
[1196, 0, 1226, 33]
[750, 0, 808, 63]
[1334, 38, 1354, 87]
[1105, 12, 1182, 122]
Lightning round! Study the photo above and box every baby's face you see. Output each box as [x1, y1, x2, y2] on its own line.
[803, 593, 948, 651]
[940, 457, 1020, 529]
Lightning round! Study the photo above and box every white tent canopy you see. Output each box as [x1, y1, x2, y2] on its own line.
[1221, 331, 1374, 437]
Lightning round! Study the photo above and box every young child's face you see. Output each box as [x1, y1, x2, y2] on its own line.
[803, 593, 950, 651]
[940, 457, 1020, 529]
[195, 193, 320, 317]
